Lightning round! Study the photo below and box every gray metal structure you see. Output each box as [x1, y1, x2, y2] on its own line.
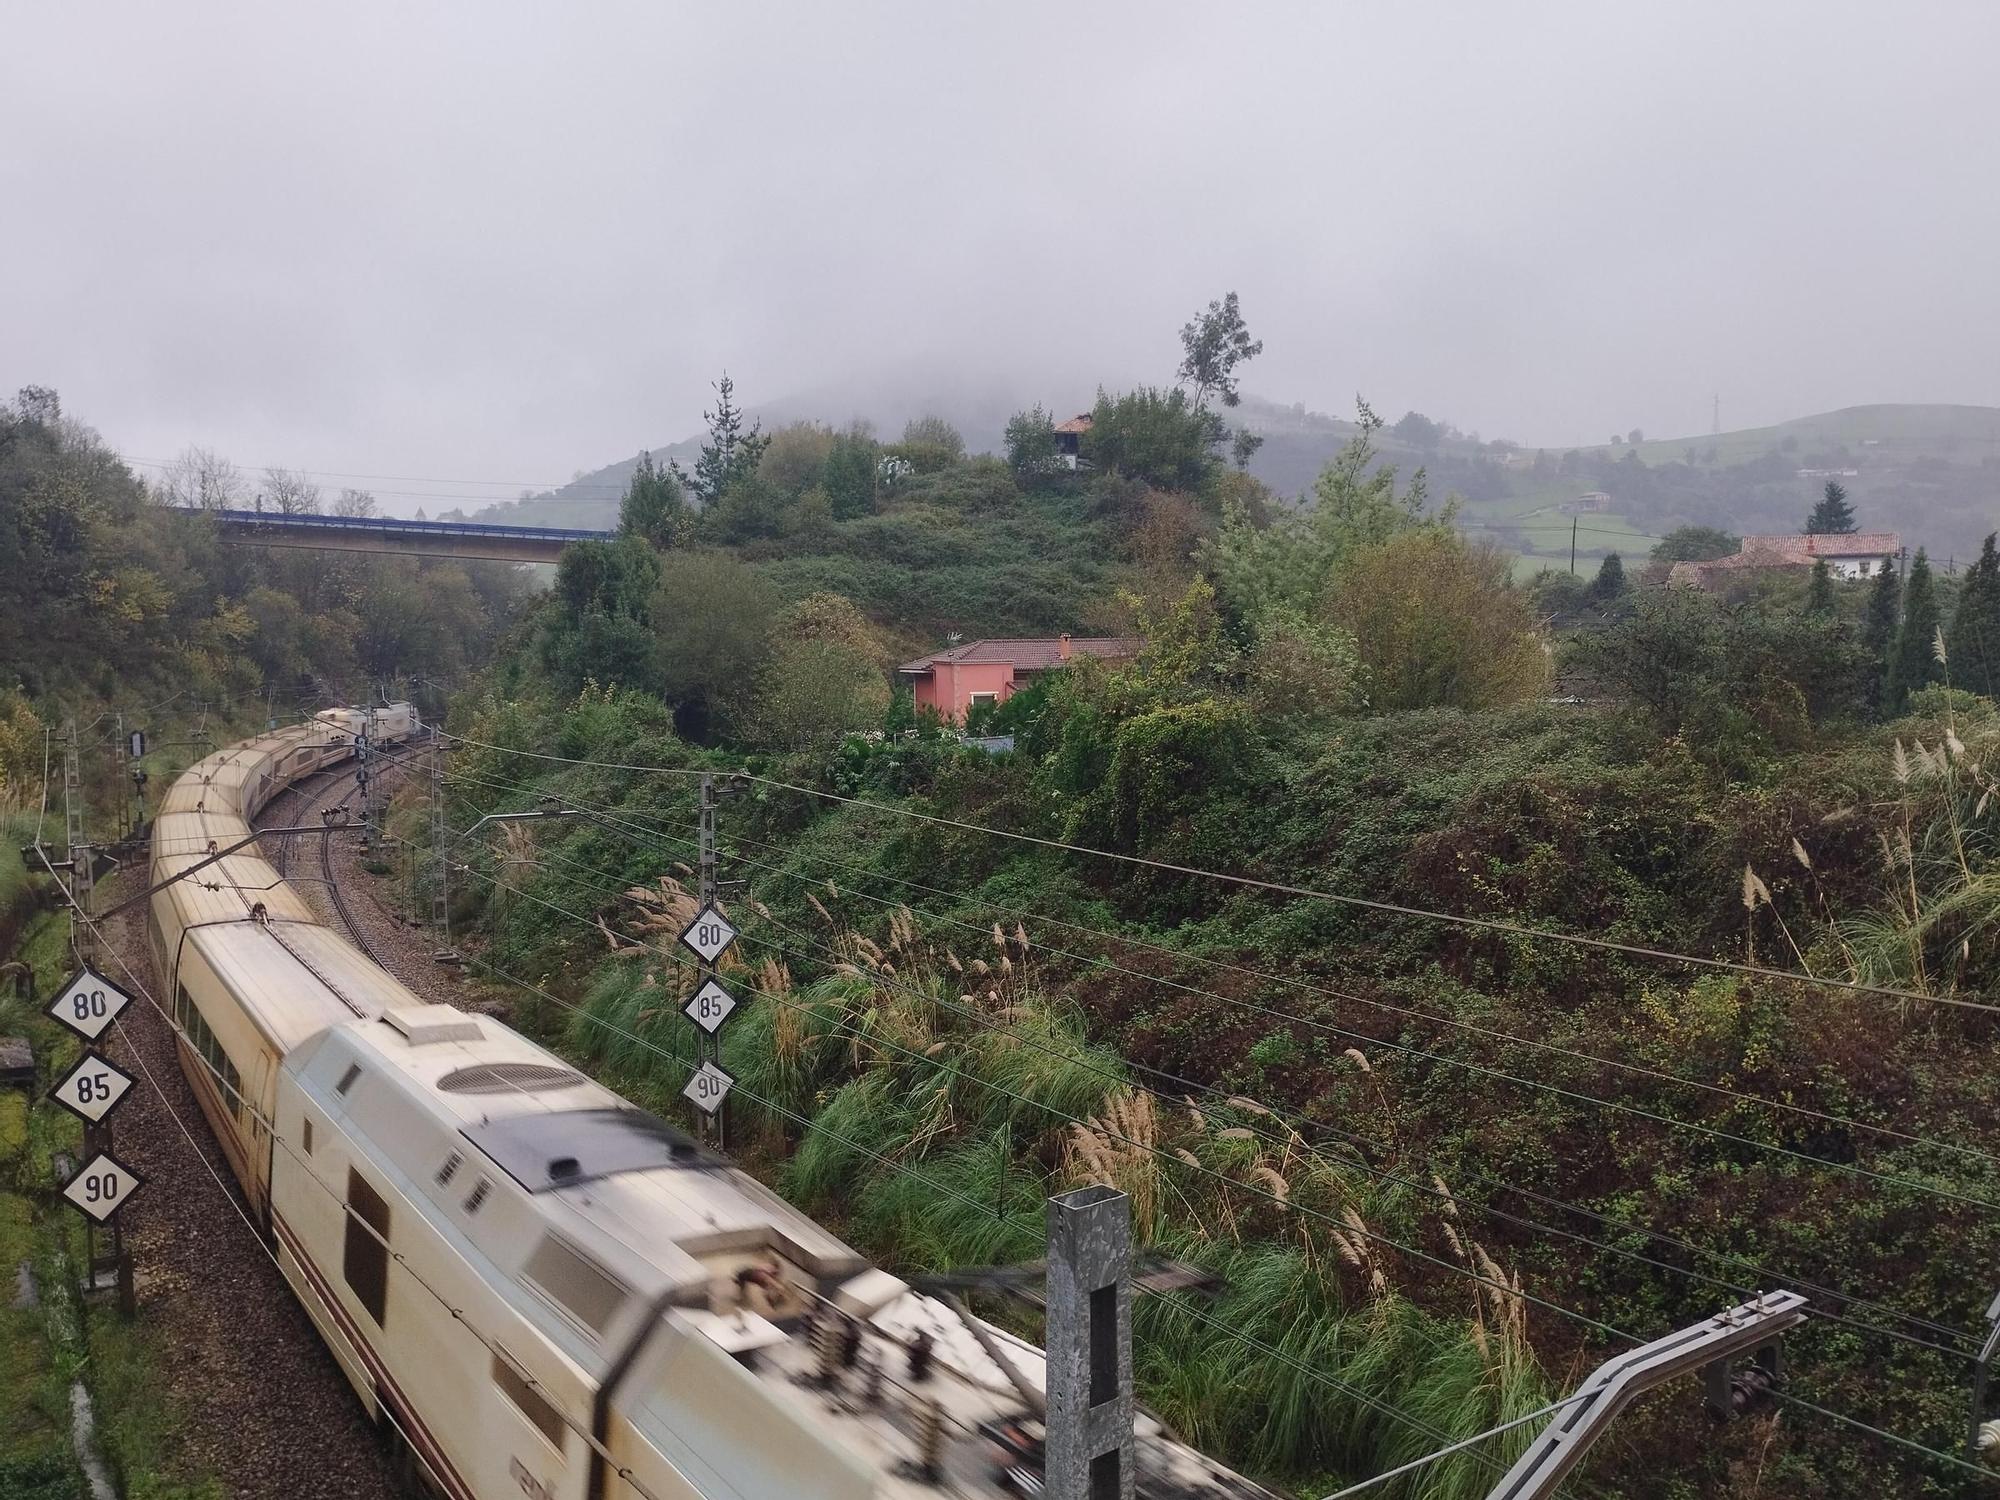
[1045, 1184, 1136, 1500]
[1484, 1291, 1807, 1500]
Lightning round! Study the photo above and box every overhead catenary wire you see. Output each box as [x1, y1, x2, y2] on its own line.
[439, 769, 2000, 1222]
[456, 822, 1979, 1362]
[38, 858, 677, 1500]
[442, 734, 1998, 1017]
[453, 946, 1554, 1492]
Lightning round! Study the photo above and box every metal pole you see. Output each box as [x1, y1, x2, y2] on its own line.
[1569, 517, 1578, 577]
[64, 721, 92, 964]
[430, 727, 456, 963]
[1044, 1185, 1134, 1500]
[697, 773, 722, 1149]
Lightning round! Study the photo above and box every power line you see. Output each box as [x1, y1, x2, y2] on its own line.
[441, 768, 2000, 1219]
[444, 735, 1991, 1016]
[458, 822, 1977, 1361]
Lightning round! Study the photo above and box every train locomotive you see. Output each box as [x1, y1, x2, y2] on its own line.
[148, 710, 1274, 1500]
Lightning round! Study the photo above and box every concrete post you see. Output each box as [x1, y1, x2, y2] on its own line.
[1044, 1185, 1134, 1500]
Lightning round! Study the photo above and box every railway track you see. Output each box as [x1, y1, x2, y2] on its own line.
[255, 757, 401, 968]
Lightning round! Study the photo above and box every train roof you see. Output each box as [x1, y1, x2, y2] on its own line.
[290, 1008, 1272, 1499]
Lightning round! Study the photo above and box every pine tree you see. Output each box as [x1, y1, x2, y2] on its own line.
[1886, 549, 1940, 712]
[1590, 551, 1626, 602]
[1861, 558, 1900, 713]
[1806, 558, 1834, 614]
[671, 373, 769, 506]
[1805, 480, 1857, 534]
[618, 452, 689, 548]
[1950, 533, 2000, 696]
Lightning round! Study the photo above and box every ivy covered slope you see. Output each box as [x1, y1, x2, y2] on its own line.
[442, 376, 2000, 1497]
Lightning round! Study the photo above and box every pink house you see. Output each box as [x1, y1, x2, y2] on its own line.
[898, 635, 1141, 722]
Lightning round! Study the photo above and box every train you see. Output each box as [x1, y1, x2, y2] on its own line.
[148, 710, 1274, 1500]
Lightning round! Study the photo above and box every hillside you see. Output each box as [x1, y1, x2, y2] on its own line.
[477, 392, 2000, 574]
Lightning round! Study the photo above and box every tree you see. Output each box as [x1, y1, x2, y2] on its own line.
[671, 373, 768, 505]
[1083, 386, 1224, 492]
[1886, 548, 1939, 711]
[740, 592, 889, 749]
[822, 427, 879, 518]
[538, 536, 662, 693]
[757, 422, 836, 497]
[1627, 429, 1644, 446]
[1329, 531, 1549, 712]
[618, 452, 690, 548]
[1176, 291, 1262, 408]
[1650, 526, 1741, 563]
[1004, 405, 1064, 489]
[1861, 557, 1901, 711]
[157, 445, 244, 510]
[1805, 481, 1857, 535]
[333, 487, 377, 518]
[1392, 411, 1442, 450]
[1806, 558, 1835, 614]
[897, 416, 964, 473]
[262, 466, 322, 515]
[649, 550, 781, 739]
[1230, 427, 1265, 472]
[1949, 533, 2000, 695]
[1205, 400, 1439, 628]
[1591, 552, 1627, 602]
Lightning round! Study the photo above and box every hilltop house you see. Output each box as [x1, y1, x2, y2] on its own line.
[898, 635, 1140, 722]
[1053, 413, 1093, 470]
[1667, 532, 1901, 590]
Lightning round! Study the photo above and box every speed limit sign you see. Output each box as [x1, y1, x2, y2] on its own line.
[61, 1151, 145, 1225]
[681, 1060, 734, 1116]
[45, 967, 134, 1044]
[682, 979, 738, 1035]
[49, 1051, 136, 1126]
[677, 905, 738, 964]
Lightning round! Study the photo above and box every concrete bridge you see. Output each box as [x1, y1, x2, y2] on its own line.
[178, 507, 613, 564]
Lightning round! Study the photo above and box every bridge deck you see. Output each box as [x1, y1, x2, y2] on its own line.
[176, 506, 613, 563]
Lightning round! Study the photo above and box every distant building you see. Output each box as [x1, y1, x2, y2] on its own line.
[1795, 468, 1860, 479]
[1558, 491, 1612, 514]
[1053, 413, 1093, 470]
[898, 634, 1140, 722]
[1667, 532, 1901, 590]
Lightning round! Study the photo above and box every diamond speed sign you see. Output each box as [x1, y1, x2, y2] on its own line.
[45, 967, 134, 1043]
[678, 905, 738, 964]
[61, 1152, 145, 1225]
[682, 1060, 735, 1116]
[682, 978, 738, 1035]
[50, 1052, 135, 1126]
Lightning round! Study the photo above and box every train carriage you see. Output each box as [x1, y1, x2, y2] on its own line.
[149, 709, 1272, 1500]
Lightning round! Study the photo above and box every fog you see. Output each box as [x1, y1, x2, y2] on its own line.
[4, 2, 1997, 506]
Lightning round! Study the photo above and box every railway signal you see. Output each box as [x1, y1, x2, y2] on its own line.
[45, 966, 134, 1044]
[60, 1151, 145, 1226]
[49, 1051, 135, 1126]
[682, 1059, 735, 1115]
[682, 977, 737, 1034]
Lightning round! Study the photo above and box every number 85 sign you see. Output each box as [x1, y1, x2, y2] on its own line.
[45, 967, 134, 1043]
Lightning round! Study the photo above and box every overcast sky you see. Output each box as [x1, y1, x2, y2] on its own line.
[5, 2, 1998, 508]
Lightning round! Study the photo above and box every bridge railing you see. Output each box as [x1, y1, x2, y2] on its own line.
[170, 506, 614, 544]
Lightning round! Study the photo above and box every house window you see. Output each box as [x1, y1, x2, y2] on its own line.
[967, 692, 998, 708]
[343, 1167, 391, 1327]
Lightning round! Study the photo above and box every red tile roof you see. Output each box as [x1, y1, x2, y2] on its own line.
[898, 636, 1142, 673]
[1052, 414, 1094, 436]
[1666, 533, 1900, 589]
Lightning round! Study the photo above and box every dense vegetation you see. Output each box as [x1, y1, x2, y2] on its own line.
[10, 331, 2000, 1496]
[429, 312, 2000, 1498]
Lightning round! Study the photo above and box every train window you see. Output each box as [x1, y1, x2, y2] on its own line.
[342, 1168, 391, 1327]
[492, 1352, 567, 1451]
[523, 1234, 628, 1338]
[336, 1063, 362, 1096]
[303, 1118, 314, 1155]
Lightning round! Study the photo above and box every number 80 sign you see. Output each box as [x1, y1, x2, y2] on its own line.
[45, 967, 134, 1043]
